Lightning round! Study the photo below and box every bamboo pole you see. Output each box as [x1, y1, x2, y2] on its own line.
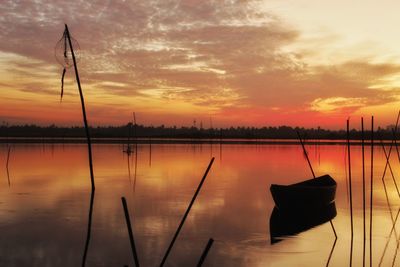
[362, 118, 366, 267]
[296, 131, 315, 178]
[159, 158, 215, 267]
[370, 116, 374, 267]
[121, 197, 140, 267]
[347, 119, 354, 267]
[64, 24, 95, 191]
[347, 120, 354, 236]
[197, 238, 214, 267]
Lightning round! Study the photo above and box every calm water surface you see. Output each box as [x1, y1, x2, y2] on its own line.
[0, 143, 399, 266]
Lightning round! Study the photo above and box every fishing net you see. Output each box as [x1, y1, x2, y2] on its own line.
[55, 29, 80, 101]
[55, 30, 80, 68]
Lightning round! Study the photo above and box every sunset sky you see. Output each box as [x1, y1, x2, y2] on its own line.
[1, 0, 400, 129]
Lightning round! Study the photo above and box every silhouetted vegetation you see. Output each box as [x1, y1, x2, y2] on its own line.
[0, 123, 397, 140]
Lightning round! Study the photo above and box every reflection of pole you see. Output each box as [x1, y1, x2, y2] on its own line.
[381, 111, 400, 183]
[82, 191, 95, 267]
[370, 116, 374, 267]
[347, 119, 354, 267]
[159, 158, 215, 267]
[6, 146, 11, 187]
[344, 144, 349, 204]
[65, 24, 95, 191]
[133, 145, 138, 192]
[219, 129, 222, 162]
[378, 179, 400, 266]
[297, 131, 337, 238]
[380, 140, 400, 197]
[127, 153, 132, 183]
[149, 137, 152, 167]
[122, 197, 140, 267]
[325, 238, 337, 267]
[197, 238, 214, 267]
[362, 118, 366, 267]
[133, 112, 137, 149]
[392, 129, 400, 163]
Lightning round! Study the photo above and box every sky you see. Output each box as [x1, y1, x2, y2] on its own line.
[1, 0, 400, 129]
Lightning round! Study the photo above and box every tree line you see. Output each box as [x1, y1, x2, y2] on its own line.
[0, 123, 397, 140]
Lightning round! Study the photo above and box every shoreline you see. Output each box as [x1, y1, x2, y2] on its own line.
[0, 137, 383, 145]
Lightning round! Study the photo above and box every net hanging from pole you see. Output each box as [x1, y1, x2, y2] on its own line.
[55, 29, 81, 101]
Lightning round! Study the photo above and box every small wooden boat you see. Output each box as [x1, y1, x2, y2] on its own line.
[270, 201, 337, 244]
[270, 174, 337, 210]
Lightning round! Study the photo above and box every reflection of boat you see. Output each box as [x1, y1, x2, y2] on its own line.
[270, 175, 337, 210]
[270, 202, 337, 244]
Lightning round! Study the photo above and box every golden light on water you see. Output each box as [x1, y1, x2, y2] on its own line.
[1, 143, 399, 266]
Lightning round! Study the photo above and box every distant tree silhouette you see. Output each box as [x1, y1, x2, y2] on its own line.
[0, 123, 391, 140]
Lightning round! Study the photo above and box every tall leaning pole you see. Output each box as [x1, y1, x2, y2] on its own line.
[57, 24, 95, 191]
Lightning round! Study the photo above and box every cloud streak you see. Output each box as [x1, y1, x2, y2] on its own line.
[1, 0, 400, 127]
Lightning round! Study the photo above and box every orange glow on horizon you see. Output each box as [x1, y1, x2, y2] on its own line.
[2, 1, 400, 129]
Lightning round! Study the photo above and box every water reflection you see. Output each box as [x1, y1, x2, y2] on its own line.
[270, 202, 337, 244]
[82, 190, 95, 267]
[0, 143, 399, 266]
[6, 146, 11, 187]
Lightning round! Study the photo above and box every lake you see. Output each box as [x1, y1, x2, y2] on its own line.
[0, 142, 399, 266]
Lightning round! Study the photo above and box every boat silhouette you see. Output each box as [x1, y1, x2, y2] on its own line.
[270, 175, 337, 210]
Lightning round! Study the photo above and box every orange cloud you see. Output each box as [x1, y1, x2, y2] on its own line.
[1, 0, 400, 128]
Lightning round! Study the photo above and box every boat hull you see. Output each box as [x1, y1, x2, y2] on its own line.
[270, 175, 337, 210]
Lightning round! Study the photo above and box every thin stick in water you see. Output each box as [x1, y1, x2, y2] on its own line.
[370, 116, 374, 267]
[362, 118, 366, 267]
[159, 157, 215, 267]
[347, 119, 354, 267]
[296, 131, 315, 178]
[64, 24, 95, 191]
[121, 197, 140, 267]
[197, 238, 214, 267]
